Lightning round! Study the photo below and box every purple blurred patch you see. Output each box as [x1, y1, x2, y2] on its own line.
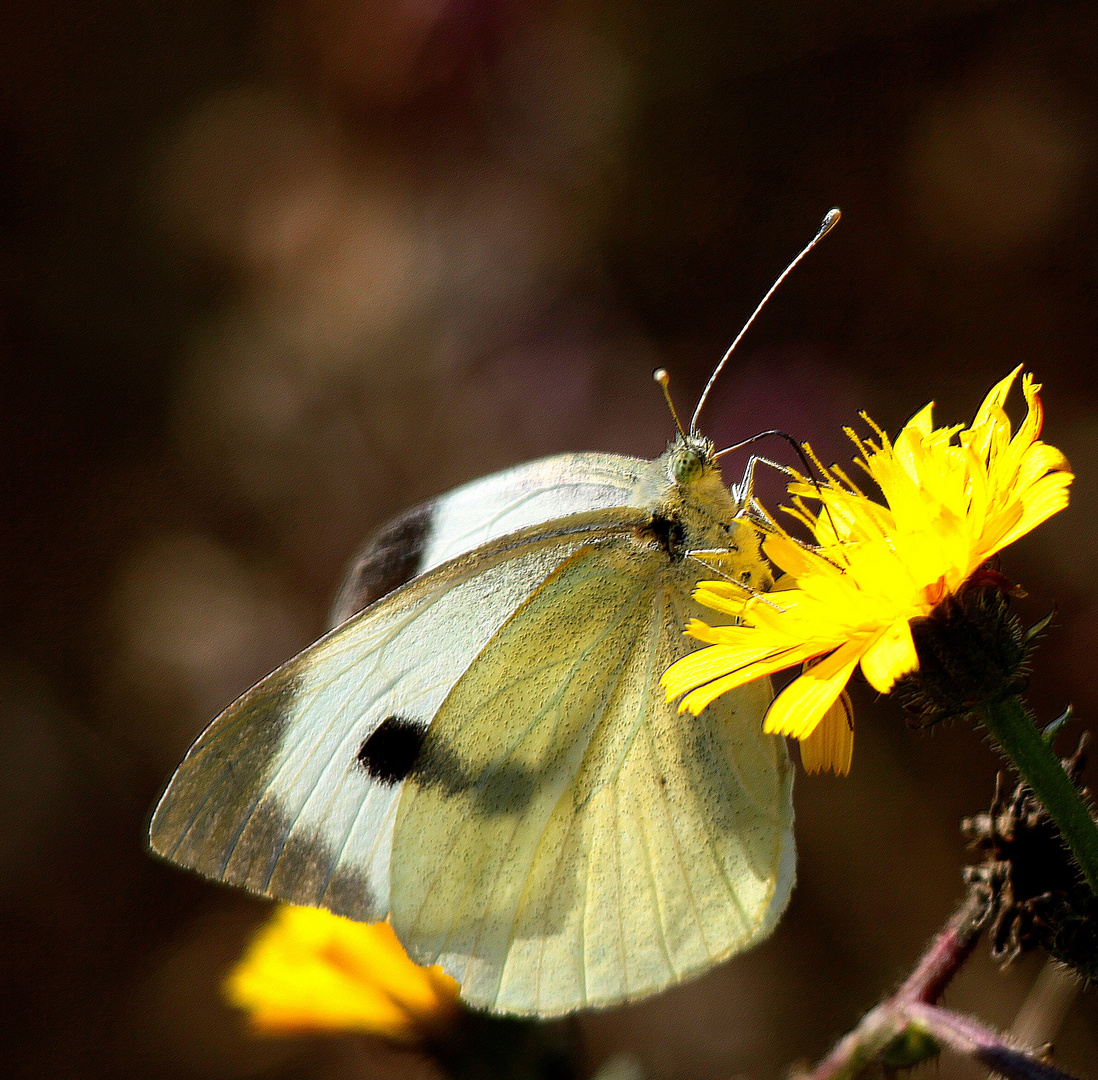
[700, 344, 866, 511]
[473, 300, 602, 451]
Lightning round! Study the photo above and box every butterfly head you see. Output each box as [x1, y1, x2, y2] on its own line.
[650, 432, 769, 588]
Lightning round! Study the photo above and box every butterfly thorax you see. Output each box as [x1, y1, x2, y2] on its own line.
[633, 434, 771, 592]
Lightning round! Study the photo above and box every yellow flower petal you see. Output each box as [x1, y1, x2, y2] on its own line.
[762, 640, 865, 739]
[971, 365, 1024, 433]
[762, 532, 831, 579]
[858, 618, 919, 694]
[904, 401, 936, 437]
[691, 582, 750, 617]
[672, 639, 824, 715]
[998, 470, 1074, 549]
[225, 906, 459, 1042]
[1016, 441, 1070, 491]
[798, 691, 854, 775]
[663, 638, 786, 699]
[681, 617, 756, 647]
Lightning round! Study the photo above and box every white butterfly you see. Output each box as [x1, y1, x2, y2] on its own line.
[150, 212, 839, 1017]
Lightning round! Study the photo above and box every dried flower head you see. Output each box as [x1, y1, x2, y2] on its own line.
[964, 735, 1098, 980]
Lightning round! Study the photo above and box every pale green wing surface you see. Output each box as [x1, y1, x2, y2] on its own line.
[150, 510, 647, 922]
[390, 538, 795, 1017]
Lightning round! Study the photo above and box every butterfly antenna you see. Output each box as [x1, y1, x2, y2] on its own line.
[714, 429, 817, 478]
[653, 368, 688, 438]
[690, 208, 841, 435]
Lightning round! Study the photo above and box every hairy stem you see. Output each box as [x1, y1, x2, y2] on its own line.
[898, 894, 986, 1003]
[793, 896, 1086, 1080]
[902, 1003, 1081, 1080]
[980, 695, 1098, 894]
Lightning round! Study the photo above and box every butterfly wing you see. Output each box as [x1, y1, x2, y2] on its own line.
[149, 508, 649, 923]
[332, 452, 652, 624]
[416, 452, 653, 572]
[390, 536, 794, 1016]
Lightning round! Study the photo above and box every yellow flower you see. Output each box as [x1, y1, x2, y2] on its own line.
[662, 368, 1072, 775]
[225, 905, 460, 1043]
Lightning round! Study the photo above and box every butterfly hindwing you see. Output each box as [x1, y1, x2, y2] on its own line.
[390, 535, 794, 1016]
[149, 508, 649, 922]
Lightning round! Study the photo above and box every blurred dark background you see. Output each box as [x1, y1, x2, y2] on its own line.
[2, 1, 1098, 1077]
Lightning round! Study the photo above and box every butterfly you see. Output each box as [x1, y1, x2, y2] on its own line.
[149, 211, 839, 1017]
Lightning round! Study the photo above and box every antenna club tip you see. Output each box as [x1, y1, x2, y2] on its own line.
[821, 208, 841, 233]
[653, 368, 670, 386]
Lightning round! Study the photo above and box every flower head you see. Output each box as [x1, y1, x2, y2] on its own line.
[661, 368, 1073, 774]
[225, 905, 460, 1043]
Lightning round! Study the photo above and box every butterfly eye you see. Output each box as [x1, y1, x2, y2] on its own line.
[671, 449, 704, 484]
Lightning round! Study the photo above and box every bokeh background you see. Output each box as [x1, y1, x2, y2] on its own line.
[3, 1, 1098, 1077]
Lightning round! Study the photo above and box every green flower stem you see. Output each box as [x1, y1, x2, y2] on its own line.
[980, 695, 1098, 895]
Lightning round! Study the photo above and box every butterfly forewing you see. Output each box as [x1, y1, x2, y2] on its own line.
[149, 510, 649, 922]
[415, 452, 649, 571]
[390, 537, 794, 1016]
[331, 452, 651, 625]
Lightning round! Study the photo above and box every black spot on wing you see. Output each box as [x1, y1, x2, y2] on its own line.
[357, 716, 428, 784]
[329, 501, 437, 626]
[361, 717, 541, 810]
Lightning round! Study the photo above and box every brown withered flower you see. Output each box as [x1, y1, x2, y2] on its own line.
[963, 733, 1098, 981]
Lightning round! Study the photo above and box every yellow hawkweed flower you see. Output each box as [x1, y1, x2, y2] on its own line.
[225, 905, 460, 1043]
[662, 367, 1073, 775]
